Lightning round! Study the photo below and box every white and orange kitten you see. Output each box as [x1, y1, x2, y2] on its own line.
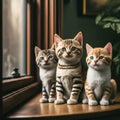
[35, 46, 57, 103]
[54, 32, 84, 104]
[82, 43, 117, 106]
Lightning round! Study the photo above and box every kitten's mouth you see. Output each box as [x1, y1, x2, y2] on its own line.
[93, 64, 99, 66]
[65, 55, 72, 58]
[43, 63, 50, 65]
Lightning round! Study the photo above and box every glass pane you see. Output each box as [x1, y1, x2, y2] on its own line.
[2, 0, 27, 78]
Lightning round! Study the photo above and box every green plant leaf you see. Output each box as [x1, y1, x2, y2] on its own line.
[116, 23, 120, 34]
[103, 22, 111, 28]
[116, 64, 120, 75]
[102, 17, 120, 23]
[111, 23, 116, 31]
[113, 58, 117, 63]
[113, 5, 120, 13]
[95, 13, 104, 24]
[113, 55, 120, 63]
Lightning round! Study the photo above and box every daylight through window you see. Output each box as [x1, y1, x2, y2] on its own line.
[2, 0, 27, 78]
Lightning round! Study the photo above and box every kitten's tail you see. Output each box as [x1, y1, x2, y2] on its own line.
[110, 79, 117, 99]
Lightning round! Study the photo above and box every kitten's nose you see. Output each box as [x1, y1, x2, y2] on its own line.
[66, 49, 71, 55]
[67, 51, 71, 55]
[94, 59, 98, 64]
[44, 57, 48, 62]
[44, 60, 48, 62]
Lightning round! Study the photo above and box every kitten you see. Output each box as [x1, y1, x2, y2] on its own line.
[82, 43, 117, 106]
[35, 46, 57, 103]
[54, 32, 84, 104]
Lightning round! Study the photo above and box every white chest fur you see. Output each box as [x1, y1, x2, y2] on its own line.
[87, 67, 111, 87]
[87, 67, 111, 100]
[39, 67, 56, 83]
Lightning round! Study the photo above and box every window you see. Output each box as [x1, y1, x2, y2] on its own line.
[2, 0, 40, 115]
[2, 0, 63, 116]
[3, 0, 27, 78]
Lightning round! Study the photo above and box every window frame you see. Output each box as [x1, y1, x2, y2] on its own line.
[2, 0, 63, 116]
[0, 0, 3, 117]
[2, 0, 40, 115]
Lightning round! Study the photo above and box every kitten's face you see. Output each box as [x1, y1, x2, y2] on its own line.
[54, 32, 83, 63]
[35, 47, 57, 68]
[86, 43, 112, 70]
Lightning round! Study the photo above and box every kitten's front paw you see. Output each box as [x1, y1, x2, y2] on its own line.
[39, 98, 48, 103]
[54, 99, 65, 104]
[82, 99, 88, 104]
[67, 99, 78, 105]
[49, 97, 55, 103]
[88, 99, 98, 106]
[100, 98, 109, 106]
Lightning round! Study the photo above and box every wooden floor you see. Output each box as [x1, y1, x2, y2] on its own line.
[7, 93, 120, 120]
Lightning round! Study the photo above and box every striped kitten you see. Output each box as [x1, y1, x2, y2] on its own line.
[54, 32, 84, 104]
[35, 46, 57, 103]
[82, 43, 117, 106]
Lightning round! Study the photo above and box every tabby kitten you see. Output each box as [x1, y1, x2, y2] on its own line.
[35, 46, 57, 103]
[82, 43, 117, 106]
[54, 32, 84, 105]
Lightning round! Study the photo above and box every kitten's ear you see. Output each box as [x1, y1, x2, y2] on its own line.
[104, 42, 112, 55]
[54, 34, 62, 47]
[86, 43, 93, 55]
[74, 32, 83, 46]
[51, 43, 55, 51]
[34, 46, 41, 57]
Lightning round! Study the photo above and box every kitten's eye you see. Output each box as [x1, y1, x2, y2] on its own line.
[99, 55, 104, 59]
[71, 46, 76, 51]
[48, 55, 53, 59]
[90, 56, 94, 60]
[40, 57, 44, 61]
[61, 47, 66, 51]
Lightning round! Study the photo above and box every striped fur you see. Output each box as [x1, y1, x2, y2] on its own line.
[54, 32, 84, 104]
[82, 43, 117, 106]
[35, 46, 57, 103]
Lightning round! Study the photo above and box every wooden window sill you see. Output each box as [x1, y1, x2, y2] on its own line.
[6, 93, 120, 120]
[3, 82, 40, 115]
[2, 76, 35, 95]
